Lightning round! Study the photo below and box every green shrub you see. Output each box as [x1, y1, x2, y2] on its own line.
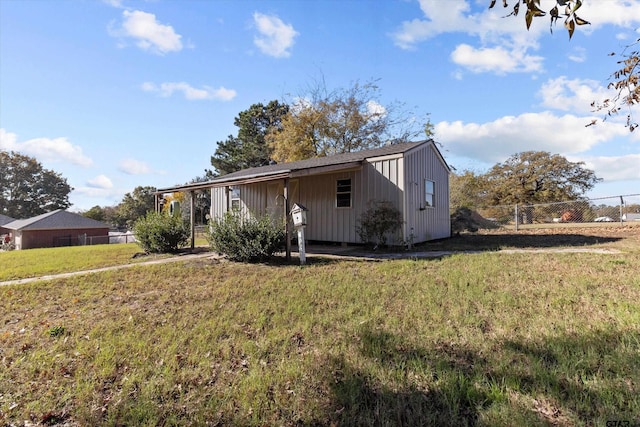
[133, 211, 190, 253]
[356, 200, 403, 248]
[206, 212, 285, 262]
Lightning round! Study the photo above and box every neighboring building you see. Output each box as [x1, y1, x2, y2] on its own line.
[157, 140, 451, 248]
[3, 210, 110, 250]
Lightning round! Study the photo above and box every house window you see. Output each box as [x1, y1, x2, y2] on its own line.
[230, 186, 241, 211]
[425, 180, 435, 207]
[336, 178, 352, 208]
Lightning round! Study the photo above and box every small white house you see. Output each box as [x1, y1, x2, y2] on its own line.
[157, 140, 451, 251]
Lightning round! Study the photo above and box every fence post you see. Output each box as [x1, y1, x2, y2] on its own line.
[515, 204, 519, 231]
[620, 196, 624, 226]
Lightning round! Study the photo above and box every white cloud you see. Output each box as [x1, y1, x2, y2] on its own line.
[253, 12, 298, 58]
[451, 44, 544, 74]
[366, 100, 387, 119]
[580, 154, 640, 182]
[390, 0, 536, 49]
[391, 0, 476, 49]
[87, 174, 113, 189]
[102, 0, 124, 8]
[119, 158, 152, 175]
[568, 47, 587, 63]
[110, 10, 183, 55]
[390, 0, 640, 75]
[141, 81, 236, 101]
[0, 128, 93, 167]
[0, 128, 19, 150]
[538, 76, 615, 114]
[393, 0, 640, 49]
[582, 1, 640, 29]
[435, 111, 628, 164]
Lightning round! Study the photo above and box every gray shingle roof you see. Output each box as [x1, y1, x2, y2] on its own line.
[0, 214, 16, 227]
[217, 140, 427, 181]
[3, 210, 110, 231]
[158, 140, 441, 193]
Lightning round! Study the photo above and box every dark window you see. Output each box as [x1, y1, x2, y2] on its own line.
[336, 179, 352, 208]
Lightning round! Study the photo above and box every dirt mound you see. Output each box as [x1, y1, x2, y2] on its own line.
[451, 208, 499, 234]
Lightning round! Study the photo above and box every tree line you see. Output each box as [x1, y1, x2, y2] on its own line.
[2, 77, 603, 231]
[7, 0, 636, 229]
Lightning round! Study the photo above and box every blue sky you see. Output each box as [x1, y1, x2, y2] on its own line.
[1, 0, 639, 211]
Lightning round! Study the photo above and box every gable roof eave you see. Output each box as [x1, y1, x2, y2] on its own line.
[156, 140, 437, 194]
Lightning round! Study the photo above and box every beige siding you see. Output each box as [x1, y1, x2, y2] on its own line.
[208, 142, 449, 244]
[298, 170, 360, 243]
[403, 144, 450, 241]
[210, 187, 227, 218]
[211, 180, 298, 224]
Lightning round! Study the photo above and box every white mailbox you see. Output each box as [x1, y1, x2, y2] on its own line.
[290, 203, 308, 227]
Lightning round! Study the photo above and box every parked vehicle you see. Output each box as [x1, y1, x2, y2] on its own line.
[594, 216, 614, 222]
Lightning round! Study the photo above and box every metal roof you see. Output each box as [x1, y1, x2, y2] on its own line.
[157, 140, 444, 193]
[3, 209, 110, 231]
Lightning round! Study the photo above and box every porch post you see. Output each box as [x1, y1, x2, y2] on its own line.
[190, 190, 195, 249]
[284, 177, 291, 261]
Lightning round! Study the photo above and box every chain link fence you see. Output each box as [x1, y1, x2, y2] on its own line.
[474, 194, 640, 230]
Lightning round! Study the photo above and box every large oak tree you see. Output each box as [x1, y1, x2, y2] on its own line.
[0, 151, 73, 218]
[482, 151, 600, 206]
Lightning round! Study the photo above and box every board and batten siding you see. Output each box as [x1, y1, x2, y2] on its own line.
[210, 182, 269, 218]
[402, 144, 450, 242]
[210, 185, 227, 219]
[357, 155, 405, 243]
[208, 141, 449, 244]
[298, 169, 360, 243]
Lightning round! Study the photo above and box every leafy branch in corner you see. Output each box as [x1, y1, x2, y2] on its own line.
[590, 40, 640, 132]
[489, 0, 590, 38]
[490, 1, 639, 132]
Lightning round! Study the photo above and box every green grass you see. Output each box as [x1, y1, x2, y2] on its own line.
[1, 243, 639, 426]
[0, 244, 149, 281]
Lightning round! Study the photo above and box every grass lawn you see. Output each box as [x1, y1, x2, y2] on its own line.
[0, 229, 639, 426]
[0, 244, 187, 282]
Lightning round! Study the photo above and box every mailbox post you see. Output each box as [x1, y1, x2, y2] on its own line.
[290, 203, 308, 265]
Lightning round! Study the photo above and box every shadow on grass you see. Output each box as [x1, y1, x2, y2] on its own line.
[291, 232, 624, 262]
[196, 231, 625, 267]
[317, 327, 640, 426]
[420, 233, 623, 251]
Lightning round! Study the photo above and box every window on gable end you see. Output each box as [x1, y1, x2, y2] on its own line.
[336, 178, 352, 208]
[425, 180, 435, 207]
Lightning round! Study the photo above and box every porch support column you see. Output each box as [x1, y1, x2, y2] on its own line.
[284, 177, 291, 261]
[225, 186, 230, 212]
[190, 190, 195, 249]
[155, 194, 160, 213]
